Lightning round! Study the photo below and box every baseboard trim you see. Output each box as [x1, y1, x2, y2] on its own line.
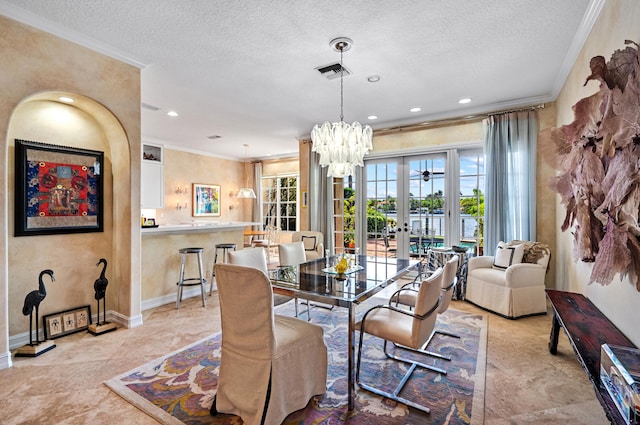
[0, 351, 12, 370]
[9, 308, 143, 351]
[141, 283, 215, 311]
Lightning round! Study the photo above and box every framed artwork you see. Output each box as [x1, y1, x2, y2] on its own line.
[43, 305, 92, 339]
[14, 139, 104, 236]
[302, 191, 308, 208]
[192, 183, 220, 217]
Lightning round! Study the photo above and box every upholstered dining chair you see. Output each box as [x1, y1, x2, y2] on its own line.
[389, 255, 460, 362]
[211, 264, 328, 425]
[278, 242, 310, 319]
[227, 248, 292, 307]
[356, 267, 444, 414]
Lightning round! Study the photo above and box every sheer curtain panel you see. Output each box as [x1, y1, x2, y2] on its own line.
[483, 111, 537, 255]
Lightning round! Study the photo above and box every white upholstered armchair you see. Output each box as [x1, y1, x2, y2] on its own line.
[291, 231, 324, 261]
[465, 241, 550, 318]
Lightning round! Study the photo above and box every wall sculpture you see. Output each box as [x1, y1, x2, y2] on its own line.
[542, 40, 640, 289]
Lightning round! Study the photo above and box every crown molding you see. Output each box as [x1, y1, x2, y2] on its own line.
[0, 1, 148, 68]
[551, 0, 607, 98]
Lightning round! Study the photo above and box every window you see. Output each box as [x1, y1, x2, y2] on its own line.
[261, 175, 298, 231]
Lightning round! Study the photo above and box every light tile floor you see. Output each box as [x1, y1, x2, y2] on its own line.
[1, 280, 608, 424]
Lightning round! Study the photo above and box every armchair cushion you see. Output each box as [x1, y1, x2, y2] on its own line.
[301, 235, 317, 251]
[492, 241, 525, 270]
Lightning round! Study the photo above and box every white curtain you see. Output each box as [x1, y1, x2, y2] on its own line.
[483, 111, 537, 255]
[252, 161, 262, 230]
[308, 145, 334, 253]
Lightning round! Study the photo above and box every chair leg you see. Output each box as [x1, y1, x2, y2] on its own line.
[209, 395, 218, 415]
[295, 299, 312, 321]
[393, 329, 452, 362]
[384, 340, 448, 375]
[356, 334, 435, 414]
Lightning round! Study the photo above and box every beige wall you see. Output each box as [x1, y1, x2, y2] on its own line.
[553, 0, 640, 345]
[153, 148, 248, 224]
[140, 148, 249, 302]
[0, 16, 141, 359]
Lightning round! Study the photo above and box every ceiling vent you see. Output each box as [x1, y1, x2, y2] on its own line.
[315, 62, 351, 80]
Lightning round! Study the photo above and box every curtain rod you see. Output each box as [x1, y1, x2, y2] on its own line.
[373, 104, 545, 136]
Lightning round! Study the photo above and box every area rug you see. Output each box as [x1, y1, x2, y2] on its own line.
[106, 301, 487, 424]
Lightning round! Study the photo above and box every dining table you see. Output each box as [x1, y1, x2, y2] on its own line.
[268, 254, 421, 411]
[242, 229, 268, 246]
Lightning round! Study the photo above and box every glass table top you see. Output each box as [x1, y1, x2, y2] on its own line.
[269, 255, 419, 305]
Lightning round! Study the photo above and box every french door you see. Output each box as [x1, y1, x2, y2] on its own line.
[360, 147, 483, 258]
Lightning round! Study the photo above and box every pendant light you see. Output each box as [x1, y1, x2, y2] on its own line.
[310, 37, 373, 178]
[237, 144, 256, 198]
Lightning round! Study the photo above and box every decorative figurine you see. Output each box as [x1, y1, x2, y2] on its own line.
[88, 258, 117, 335]
[16, 269, 56, 357]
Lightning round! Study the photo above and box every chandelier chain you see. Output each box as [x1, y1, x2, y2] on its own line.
[340, 45, 344, 122]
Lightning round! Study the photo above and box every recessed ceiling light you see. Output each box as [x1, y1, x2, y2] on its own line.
[458, 97, 472, 104]
[368, 115, 378, 120]
[59, 96, 74, 103]
[410, 107, 421, 113]
[167, 111, 179, 117]
[367, 75, 381, 83]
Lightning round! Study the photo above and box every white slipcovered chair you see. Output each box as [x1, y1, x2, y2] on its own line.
[211, 264, 328, 425]
[466, 240, 550, 318]
[227, 248, 292, 307]
[356, 267, 444, 413]
[291, 231, 324, 261]
[277, 242, 310, 318]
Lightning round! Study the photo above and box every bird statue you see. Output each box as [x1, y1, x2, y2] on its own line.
[22, 269, 55, 346]
[94, 258, 108, 325]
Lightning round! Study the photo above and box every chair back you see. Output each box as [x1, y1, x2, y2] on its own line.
[215, 264, 275, 354]
[291, 231, 323, 254]
[438, 255, 459, 314]
[412, 267, 444, 347]
[227, 248, 268, 273]
[278, 242, 307, 266]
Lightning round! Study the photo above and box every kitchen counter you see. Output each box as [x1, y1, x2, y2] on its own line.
[142, 221, 259, 236]
[140, 221, 259, 306]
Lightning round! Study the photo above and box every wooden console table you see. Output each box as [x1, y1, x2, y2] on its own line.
[546, 289, 636, 424]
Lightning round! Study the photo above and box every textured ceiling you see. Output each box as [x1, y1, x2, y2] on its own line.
[1, 0, 602, 160]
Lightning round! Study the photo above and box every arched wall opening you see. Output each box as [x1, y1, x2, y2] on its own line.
[4, 90, 140, 352]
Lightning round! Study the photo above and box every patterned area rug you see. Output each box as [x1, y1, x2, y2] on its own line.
[106, 301, 486, 424]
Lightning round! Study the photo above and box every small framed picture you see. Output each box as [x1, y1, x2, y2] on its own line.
[302, 191, 308, 208]
[192, 183, 220, 217]
[43, 305, 92, 339]
[63, 313, 76, 331]
[47, 316, 63, 337]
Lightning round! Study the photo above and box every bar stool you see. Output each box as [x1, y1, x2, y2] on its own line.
[211, 243, 237, 295]
[176, 247, 207, 308]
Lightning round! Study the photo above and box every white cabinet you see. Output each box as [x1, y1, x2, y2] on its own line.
[141, 143, 164, 208]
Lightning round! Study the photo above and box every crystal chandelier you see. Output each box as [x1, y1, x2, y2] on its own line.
[237, 144, 256, 198]
[311, 37, 372, 178]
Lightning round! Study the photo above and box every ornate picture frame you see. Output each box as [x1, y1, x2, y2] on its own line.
[14, 139, 104, 236]
[192, 183, 220, 217]
[43, 305, 92, 339]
